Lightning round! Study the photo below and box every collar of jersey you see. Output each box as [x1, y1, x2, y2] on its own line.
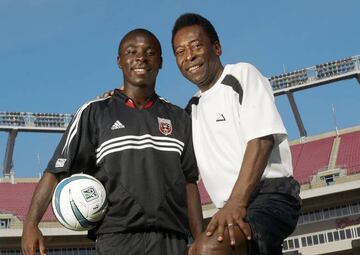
[114, 89, 157, 109]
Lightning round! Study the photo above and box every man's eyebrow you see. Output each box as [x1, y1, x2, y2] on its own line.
[123, 43, 135, 49]
[124, 42, 156, 48]
[175, 39, 200, 48]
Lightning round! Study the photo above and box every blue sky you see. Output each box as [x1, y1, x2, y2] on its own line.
[1, 0, 359, 177]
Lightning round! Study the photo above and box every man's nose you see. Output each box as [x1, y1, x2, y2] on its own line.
[186, 49, 196, 61]
[135, 52, 146, 61]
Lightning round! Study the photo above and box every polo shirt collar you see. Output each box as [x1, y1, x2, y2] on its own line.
[114, 89, 158, 109]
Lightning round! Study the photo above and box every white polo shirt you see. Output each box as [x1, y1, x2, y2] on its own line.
[188, 63, 293, 208]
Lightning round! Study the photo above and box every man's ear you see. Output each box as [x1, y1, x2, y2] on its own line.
[159, 57, 163, 69]
[117, 56, 123, 69]
[214, 41, 222, 56]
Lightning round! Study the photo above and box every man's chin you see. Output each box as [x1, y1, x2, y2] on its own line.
[185, 74, 204, 86]
[129, 79, 155, 88]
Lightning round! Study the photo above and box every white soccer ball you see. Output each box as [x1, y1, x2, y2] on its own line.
[52, 173, 107, 231]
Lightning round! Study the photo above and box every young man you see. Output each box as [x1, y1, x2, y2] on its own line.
[21, 29, 203, 255]
[172, 14, 301, 255]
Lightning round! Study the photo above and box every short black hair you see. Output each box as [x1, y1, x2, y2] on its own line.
[171, 13, 220, 49]
[118, 28, 162, 56]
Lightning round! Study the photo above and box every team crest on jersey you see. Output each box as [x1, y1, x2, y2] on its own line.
[158, 117, 172, 136]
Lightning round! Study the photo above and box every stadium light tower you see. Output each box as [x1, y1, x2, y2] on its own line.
[269, 55, 360, 137]
[0, 112, 72, 178]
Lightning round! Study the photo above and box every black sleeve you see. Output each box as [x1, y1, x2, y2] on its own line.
[184, 96, 199, 116]
[180, 112, 199, 183]
[45, 103, 97, 178]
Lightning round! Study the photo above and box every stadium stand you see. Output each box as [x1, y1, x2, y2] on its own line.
[291, 136, 335, 184]
[0, 182, 55, 222]
[3, 127, 360, 254]
[2, 136, 360, 254]
[337, 130, 360, 175]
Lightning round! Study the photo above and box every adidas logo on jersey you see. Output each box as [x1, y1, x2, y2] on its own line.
[216, 114, 226, 122]
[111, 120, 125, 130]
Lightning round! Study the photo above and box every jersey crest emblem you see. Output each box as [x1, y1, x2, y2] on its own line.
[158, 117, 172, 136]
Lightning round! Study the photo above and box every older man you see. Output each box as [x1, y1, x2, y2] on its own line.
[172, 13, 301, 255]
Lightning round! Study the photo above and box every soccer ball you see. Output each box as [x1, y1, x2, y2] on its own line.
[52, 173, 107, 231]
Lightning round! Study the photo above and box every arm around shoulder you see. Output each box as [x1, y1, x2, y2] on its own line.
[186, 182, 204, 240]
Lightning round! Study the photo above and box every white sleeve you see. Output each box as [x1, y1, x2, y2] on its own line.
[238, 63, 287, 143]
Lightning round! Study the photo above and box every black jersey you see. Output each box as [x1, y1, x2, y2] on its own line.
[46, 89, 198, 236]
